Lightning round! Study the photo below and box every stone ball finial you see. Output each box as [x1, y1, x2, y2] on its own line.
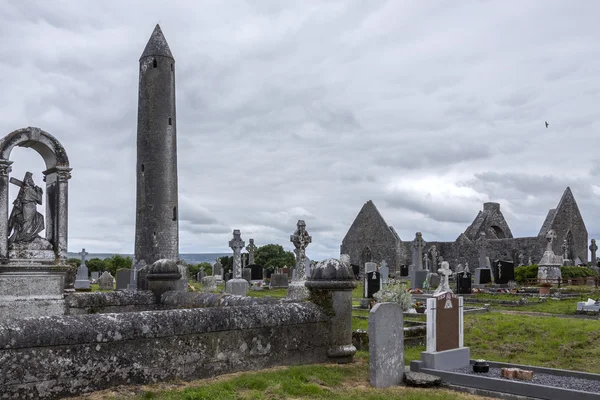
[309, 256, 354, 281]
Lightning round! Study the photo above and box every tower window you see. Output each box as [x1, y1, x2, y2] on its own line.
[141, 164, 145, 172]
[153, 59, 157, 68]
[168, 117, 172, 125]
[171, 63, 173, 71]
[172, 207, 177, 221]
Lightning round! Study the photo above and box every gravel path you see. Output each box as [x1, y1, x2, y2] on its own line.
[451, 366, 600, 394]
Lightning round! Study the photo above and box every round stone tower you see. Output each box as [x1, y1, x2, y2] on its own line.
[134, 24, 179, 271]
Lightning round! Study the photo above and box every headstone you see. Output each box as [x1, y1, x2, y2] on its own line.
[270, 273, 289, 288]
[493, 260, 515, 285]
[411, 232, 426, 270]
[456, 269, 472, 295]
[177, 264, 189, 291]
[415, 292, 470, 371]
[476, 232, 491, 268]
[213, 260, 223, 280]
[74, 248, 90, 290]
[433, 261, 453, 295]
[369, 303, 404, 387]
[201, 276, 217, 292]
[305, 257, 311, 279]
[242, 268, 251, 283]
[538, 230, 563, 283]
[226, 229, 248, 296]
[246, 238, 257, 265]
[280, 267, 290, 277]
[365, 261, 377, 274]
[400, 265, 409, 277]
[91, 271, 99, 281]
[475, 268, 492, 285]
[379, 260, 389, 285]
[249, 264, 263, 280]
[115, 269, 131, 290]
[410, 270, 428, 290]
[364, 271, 381, 298]
[352, 264, 360, 279]
[429, 245, 438, 273]
[288, 220, 312, 300]
[423, 253, 430, 271]
[424, 273, 440, 290]
[97, 271, 115, 290]
[196, 270, 206, 281]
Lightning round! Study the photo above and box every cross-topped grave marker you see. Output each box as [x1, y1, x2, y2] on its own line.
[590, 239, 598, 266]
[229, 229, 245, 279]
[79, 248, 88, 267]
[290, 220, 311, 281]
[545, 229, 557, 252]
[433, 261, 453, 296]
[226, 229, 249, 296]
[246, 238, 257, 265]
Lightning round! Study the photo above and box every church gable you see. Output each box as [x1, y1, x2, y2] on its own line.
[342, 200, 398, 245]
[541, 187, 588, 262]
[464, 202, 513, 240]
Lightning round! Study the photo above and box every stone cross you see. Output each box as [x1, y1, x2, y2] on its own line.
[242, 252, 247, 269]
[229, 230, 245, 279]
[561, 239, 569, 260]
[497, 261, 502, 281]
[463, 262, 469, 277]
[246, 238, 257, 265]
[430, 245, 438, 272]
[590, 239, 598, 265]
[290, 220, 311, 281]
[412, 232, 426, 270]
[545, 230, 557, 252]
[476, 232, 488, 267]
[528, 255, 532, 266]
[79, 248, 89, 267]
[423, 253, 430, 271]
[433, 261, 453, 295]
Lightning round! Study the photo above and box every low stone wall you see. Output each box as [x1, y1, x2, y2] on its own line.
[65, 290, 158, 314]
[0, 302, 329, 399]
[161, 291, 294, 308]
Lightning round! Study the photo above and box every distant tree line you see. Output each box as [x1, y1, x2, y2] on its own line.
[66, 244, 297, 278]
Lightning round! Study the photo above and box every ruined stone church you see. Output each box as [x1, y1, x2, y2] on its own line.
[340, 187, 588, 274]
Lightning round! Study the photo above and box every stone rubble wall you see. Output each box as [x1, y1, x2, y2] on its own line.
[0, 302, 329, 399]
[65, 290, 158, 314]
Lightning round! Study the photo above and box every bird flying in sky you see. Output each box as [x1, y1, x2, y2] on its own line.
[545, 121, 549, 128]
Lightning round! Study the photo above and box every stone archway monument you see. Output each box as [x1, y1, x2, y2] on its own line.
[0, 127, 72, 318]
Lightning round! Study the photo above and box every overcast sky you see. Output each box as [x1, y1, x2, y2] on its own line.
[1, 0, 599, 260]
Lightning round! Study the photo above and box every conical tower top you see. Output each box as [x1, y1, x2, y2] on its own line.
[140, 24, 174, 61]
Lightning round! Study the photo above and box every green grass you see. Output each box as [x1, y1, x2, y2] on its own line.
[352, 283, 364, 299]
[118, 353, 482, 400]
[90, 283, 113, 292]
[246, 288, 288, 298]
[492, 295, 596, 315]
[465, 312, 600, 372]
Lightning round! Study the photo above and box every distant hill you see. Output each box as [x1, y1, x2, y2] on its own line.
[66, 253, 230, 265]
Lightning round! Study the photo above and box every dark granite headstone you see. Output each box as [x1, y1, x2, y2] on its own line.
[456, 272, 472, 294]
[351, 264, 360, 279]
[364, 271, 381, 298]
[493, 260, 515, 284]
[115, 269, 131, 290]
[475, 268, 492, 285]
[249, 264, 263, 280]
[400, 265, 409, 277]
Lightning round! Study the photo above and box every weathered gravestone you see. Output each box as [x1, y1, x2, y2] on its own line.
[379, 260, 389, 285]
[270, 273, 288, 289]
[196, 270, 206, 281]
[177, 264, 189, 291]
[97, 271, 115, 290]
[242, 268, 251, 283]
[369, 303, 404, 387]
[364, 271, 381, 298]
[201, 276, 217, 292]
[288, 220, 312, 300]
[493, 260, 515, 285]
[213, 260, 223, 280]
[225, 229, 248, 296]
[91, 271, 99, 281]
[411, 292, 470, 371]
[425, 273, 440, 290]
[115, 269, 131, 290]
[74, 248, 90, 290]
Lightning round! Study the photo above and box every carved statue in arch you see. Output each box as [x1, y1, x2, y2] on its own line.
[0, 127, 72, 262]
